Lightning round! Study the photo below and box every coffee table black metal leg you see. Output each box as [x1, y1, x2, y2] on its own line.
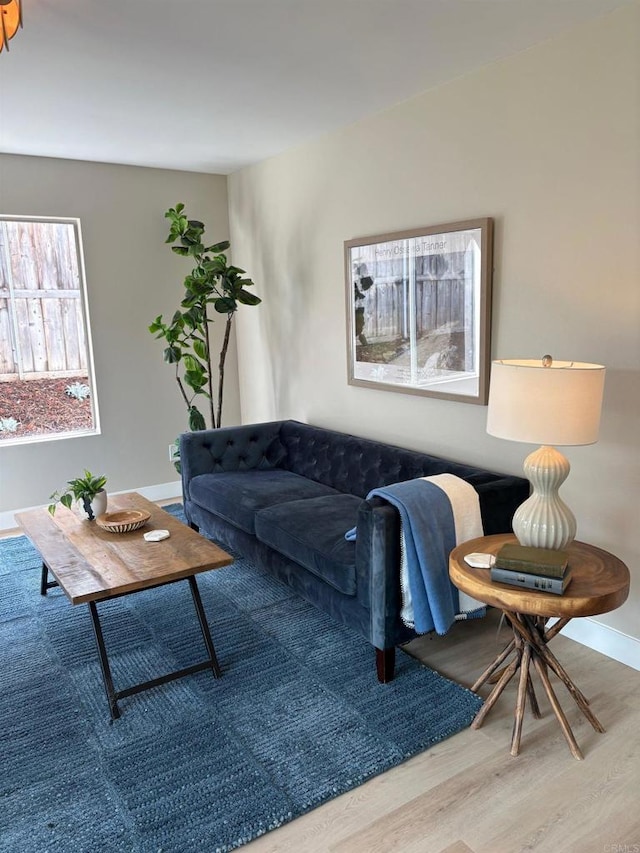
[88, 601, 121, 720]
[86, 577, 221, 719]
[188, 575, 222, 678]
[40, 562, 58, 596]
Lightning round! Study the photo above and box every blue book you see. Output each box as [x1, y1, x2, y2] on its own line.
[490, 566, 572, 595]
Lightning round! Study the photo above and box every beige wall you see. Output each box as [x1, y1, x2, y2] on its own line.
[0, 155, 236, 512]
[228, 7, 640, 645]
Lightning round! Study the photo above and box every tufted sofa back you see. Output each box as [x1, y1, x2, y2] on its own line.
[280, 421, 501, 498]
[180, 421, 287, 483]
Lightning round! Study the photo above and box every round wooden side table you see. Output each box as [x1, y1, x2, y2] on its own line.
[449, 533, 630, 760]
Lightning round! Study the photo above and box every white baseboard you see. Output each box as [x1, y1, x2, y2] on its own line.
[0, 480, 182, 532]
[129, 481, 182, 504]
[557, 617, 640, 672]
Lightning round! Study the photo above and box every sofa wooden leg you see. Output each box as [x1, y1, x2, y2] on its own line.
[376, 647, 395, 683]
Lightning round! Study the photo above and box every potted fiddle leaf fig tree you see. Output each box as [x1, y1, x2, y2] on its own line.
[149, 203, 261, 441]
[48, 470, 108, 521]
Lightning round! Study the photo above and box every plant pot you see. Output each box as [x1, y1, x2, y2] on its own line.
[80, 489, 107, 521]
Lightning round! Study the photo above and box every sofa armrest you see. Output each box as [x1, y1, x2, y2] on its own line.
[180, 421, 288, 500]
[355, 496, 402, 650]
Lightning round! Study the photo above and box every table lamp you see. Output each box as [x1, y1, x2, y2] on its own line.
[486, 356, 605, 550]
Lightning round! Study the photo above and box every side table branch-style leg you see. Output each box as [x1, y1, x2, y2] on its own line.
[471, 609, 604, 759]
[522, 616, 605, 733]
[511, 642, 532, 756]
[507, 613, 542, 718]
[532, 656, 584, 760]
[526, 667, 542, 719]
[544, 617, 571, 643]
[472, 652, 520, 730]
[471, 637, 516, 693]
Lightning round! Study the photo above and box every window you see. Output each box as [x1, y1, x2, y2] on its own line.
[0, 216, 100, 445]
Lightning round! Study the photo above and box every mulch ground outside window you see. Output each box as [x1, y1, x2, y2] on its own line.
[0, 377, 93, 440]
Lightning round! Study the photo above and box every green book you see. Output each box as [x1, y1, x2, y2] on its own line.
[495, 544, 569, 578]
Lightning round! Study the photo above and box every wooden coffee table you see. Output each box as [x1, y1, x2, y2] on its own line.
[16, 492, 233, 720]
[449, 534, 630, 759]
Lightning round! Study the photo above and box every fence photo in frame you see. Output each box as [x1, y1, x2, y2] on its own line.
[345, 218, 493, 404]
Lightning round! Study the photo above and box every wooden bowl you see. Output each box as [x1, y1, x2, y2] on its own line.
[96, 509, 151, 534]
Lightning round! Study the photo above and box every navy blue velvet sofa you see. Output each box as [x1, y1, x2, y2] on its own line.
[180, 420, 529, 681]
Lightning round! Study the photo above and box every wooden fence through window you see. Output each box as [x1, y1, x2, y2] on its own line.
[0, 219, 88, 380]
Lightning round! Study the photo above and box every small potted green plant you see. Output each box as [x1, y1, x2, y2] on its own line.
[48, 470, 108, 521]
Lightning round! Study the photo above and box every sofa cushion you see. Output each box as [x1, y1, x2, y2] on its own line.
[189, 469, 340, 535]
[254, 494, 361, 596]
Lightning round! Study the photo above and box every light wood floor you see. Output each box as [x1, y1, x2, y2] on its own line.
[4, 514, 638, 852]
[245, 609, 640, 853]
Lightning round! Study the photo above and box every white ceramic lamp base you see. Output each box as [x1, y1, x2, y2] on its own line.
[513, 445, 576, 550]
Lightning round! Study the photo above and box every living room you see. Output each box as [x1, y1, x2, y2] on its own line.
[1, 2, 638, 851]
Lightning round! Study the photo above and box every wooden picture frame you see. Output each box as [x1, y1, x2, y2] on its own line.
[345, 217, 493, 405]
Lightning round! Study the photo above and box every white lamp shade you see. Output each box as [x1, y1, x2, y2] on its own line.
[487, 359, 605, 446]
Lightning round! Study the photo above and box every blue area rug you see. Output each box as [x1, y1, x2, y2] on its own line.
[0, 504, 482, 853]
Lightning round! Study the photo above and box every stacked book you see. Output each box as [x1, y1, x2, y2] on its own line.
[490, 544, 572, 595]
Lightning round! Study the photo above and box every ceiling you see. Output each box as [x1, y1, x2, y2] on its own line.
[0, 0, 631, 175]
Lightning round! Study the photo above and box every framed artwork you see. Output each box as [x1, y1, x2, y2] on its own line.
[345, 218, 493, 405]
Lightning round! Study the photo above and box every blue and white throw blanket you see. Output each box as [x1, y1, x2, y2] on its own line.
[346, 473, 485, 635]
